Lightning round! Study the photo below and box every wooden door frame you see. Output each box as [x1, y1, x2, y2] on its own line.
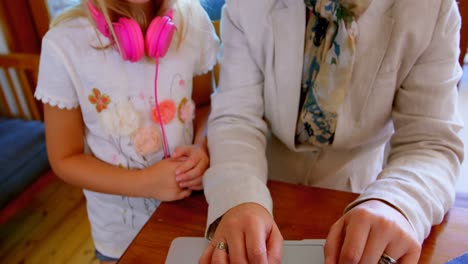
[0, 0, 50, 54]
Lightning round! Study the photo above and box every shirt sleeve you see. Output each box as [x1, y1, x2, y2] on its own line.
[34, 35, 79, 110]
[346, 0, 464, 243]
[192, 1, 220, 76]
[204, 0, 273, 231]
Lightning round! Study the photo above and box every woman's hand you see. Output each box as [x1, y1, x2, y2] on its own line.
[325, 199, 421, 264]
[171, 144, 209, 190]
[199, 203, 283, 264]
[140, 158, 192, 202]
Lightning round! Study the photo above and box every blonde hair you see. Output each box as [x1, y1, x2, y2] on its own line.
[50, 0, 187, 51]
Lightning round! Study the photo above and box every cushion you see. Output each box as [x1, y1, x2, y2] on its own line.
[0, 118, 50, 208]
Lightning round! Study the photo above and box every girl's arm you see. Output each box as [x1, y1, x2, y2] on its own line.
[172, 71, 214, 189]
[192, 70, 214, 148]
[44, 104, 190, 201]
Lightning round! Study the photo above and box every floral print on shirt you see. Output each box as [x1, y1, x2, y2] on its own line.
[88, 88, 111, 113]
[152, 99, 176, 125]
[92, 76, 195, 170]
[178, 97, 195, 124]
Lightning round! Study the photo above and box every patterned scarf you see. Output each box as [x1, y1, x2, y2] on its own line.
[296, 0, 371, 146]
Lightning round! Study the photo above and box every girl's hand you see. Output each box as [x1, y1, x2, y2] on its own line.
[171, 144, 209, 190]
[324, 199, 421, 264]
[141, 158, 192, 202]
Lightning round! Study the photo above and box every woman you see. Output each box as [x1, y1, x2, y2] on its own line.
[199, 0, 464, 263]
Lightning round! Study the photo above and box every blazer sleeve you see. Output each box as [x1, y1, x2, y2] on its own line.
[347, 0, 464, 243]
[204, 0, 273, 229]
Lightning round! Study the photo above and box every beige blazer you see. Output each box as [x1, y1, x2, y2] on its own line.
[205, 0, 463, 243]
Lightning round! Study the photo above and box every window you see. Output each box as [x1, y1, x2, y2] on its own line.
[47, 0, 80, 19]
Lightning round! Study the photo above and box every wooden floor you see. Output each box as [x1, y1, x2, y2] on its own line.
[0, 172, 98, 264]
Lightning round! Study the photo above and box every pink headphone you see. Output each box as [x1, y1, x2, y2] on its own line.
[88, 1, 176, 158]
[87, 0, 176, 62]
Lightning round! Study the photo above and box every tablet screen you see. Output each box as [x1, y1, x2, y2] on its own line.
[165, 237, 325, 264]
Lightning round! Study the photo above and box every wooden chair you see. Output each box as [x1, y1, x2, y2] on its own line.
[459, 0, 467, 66]
[0, 53, 41, 121]
[213, 20, 220, 85]
[0, 53, 50, 214]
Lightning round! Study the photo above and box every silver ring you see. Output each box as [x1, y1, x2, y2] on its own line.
[379, 253, 398, 264]
[215, 241, 228, 251]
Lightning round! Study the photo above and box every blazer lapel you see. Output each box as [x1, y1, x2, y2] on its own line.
[272, 0, 306, 150]
[350, 0, 395, 122]
[271, 0, 395, 148]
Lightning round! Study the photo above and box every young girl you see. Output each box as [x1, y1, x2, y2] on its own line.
[34, 0, 219, 262]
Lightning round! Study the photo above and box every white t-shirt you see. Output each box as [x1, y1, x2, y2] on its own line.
[35, 2, 219, 258]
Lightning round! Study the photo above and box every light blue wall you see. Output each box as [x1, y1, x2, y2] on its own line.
[0, 27, 9, 53]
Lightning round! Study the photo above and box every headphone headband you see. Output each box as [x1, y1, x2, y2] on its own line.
[87, 1, 176, 62]
[87, 0, 111, 38]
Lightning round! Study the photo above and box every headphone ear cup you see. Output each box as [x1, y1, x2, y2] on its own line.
[146, 12, 176, 59]
[113, 17, 145, 62]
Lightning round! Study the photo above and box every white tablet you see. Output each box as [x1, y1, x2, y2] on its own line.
[165, 237, 325, 264]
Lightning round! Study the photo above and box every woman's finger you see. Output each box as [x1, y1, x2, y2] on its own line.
[245, 219, 268, 263]
[324, 219, 345, 264]
[377, 229, 421, 264]
[398, 249, 421, 264]
[199, 240, 215, 264]
[226, 228, 248, 263]
[266, 223, 283, 264]
[338, 216, 371, 264]
[211, 239, 230, 264]
[358, 221, 392, 264]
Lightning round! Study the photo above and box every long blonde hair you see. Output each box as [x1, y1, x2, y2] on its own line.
[50, 0, 187, 51]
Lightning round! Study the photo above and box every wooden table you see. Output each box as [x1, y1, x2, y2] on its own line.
[119, 181, 468, 263]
